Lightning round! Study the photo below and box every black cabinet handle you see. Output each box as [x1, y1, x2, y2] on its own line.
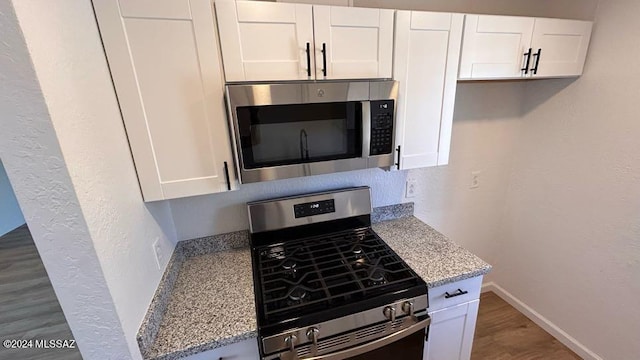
[521, 48, 532, 74]
[321, 43, 327, 77]
[395, 145, 401, 170]
[444, 289, 468, 299]
[531, 48, 542, 75]
[305, 42, 311, 77]
[223, 161, 231, 191]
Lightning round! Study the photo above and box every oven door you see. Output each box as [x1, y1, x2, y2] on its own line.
[266, 312, 430, 360]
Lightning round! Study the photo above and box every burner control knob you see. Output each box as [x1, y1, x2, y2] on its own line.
[402, 301, 414, 317]
[383, 306, 396, 322]
[306, 327, 320, 346]
[284, 334, 297, 352]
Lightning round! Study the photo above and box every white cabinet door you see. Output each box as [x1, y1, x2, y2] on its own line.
[394, 11, 463, 169]
[313, 6, 394, 79]
[216, 0, 314, 82]
[181, 338, 259, 360]
[459, 15, 535, 80]
[93, 0, 237, 201]
[423, 300, 480, 360]
[530, 18, 593, 78]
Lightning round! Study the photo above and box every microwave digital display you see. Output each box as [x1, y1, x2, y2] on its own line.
[294, 199, 335, 218]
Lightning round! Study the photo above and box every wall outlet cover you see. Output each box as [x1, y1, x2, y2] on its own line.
[406, 179, 417, 198]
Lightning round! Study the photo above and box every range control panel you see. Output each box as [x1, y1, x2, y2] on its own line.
[294, 199, 336, 218]
[369, 100, 395, 156]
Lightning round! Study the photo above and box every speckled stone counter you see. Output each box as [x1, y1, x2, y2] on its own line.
[139, 203, 491, 360]
[372, 217, 491, 288]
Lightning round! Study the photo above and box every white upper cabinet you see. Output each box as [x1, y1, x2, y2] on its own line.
[94, 0, 238, 201]
[215, 1, 314, 81]
[313, 6, 394, 80]
[216, 1, 393, 82]
[394, 11, 463, 169]
[530, 18, 593, 77]
[459, 15, 535, 80]
[459, 15, 593, 80]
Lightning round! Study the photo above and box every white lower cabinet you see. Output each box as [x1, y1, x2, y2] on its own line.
[424, 300, 480, 360]
[423, 276, 483, 360]
[180, 338, 259, 360]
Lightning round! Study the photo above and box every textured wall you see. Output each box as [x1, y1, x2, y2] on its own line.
[9, 0, 178, 359]
[171, 168, 407, 240]
[494, 0, 640, 359]
[0, 160, 25, 236]
[0, 2, 132, 358]
[408, 81, 525, 280]
[352, 0, 597, 20]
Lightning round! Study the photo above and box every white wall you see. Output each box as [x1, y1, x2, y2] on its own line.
[0, 2, 132, 358]
[171, 168, 407, 240]
[6, 1, 177, 359]
[0, 160, 25, 236]
[408, 82, 525, 280]
[493, 1, 640, 359]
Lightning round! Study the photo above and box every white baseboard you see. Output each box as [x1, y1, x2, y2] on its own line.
[481, 281, 602, 360]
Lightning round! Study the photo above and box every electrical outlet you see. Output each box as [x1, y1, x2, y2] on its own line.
[470, 171, 481, 189]
[152, 238, 163, 270]
[405, 179, 417, 198]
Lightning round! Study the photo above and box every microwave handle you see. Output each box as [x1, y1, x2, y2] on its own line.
[361, 101, 371, 157]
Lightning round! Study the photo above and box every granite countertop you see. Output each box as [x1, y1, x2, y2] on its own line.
[138, 204, 491, 360]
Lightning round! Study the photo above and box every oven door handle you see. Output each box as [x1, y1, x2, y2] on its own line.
[299, 313, 430, 360]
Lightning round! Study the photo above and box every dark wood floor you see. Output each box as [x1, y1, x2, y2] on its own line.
[472, 291, 581, 360]
[0, 225, 82, 360]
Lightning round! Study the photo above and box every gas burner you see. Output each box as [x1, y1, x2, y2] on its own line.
[288, 287, 307, 302]
[282, 259, 296, 270]
[352, 246, 363, 255]
[369, 268, 387, 285]
[266, 246, 286, 260]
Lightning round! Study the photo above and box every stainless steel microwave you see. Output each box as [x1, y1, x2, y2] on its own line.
[225, 80, 398, 184]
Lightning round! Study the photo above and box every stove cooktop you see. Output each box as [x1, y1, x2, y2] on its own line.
[251, 226, 427, 337]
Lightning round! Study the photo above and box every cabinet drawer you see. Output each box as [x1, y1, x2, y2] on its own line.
[428, 276, 482, 312]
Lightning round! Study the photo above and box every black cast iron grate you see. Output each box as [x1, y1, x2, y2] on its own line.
[255, 227, 420, 323]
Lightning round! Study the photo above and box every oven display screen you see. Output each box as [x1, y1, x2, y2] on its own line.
[294, 200, 335, 218]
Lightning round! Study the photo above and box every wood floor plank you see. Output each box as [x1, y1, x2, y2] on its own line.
[0, 226, 82, 360]
[471, 292, 581, 360]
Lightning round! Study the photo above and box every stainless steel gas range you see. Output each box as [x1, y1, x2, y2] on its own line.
[247, 187, 430, 360]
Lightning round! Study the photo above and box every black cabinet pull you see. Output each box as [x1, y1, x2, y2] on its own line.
[521, 48, 532, 74]
[444, 289, 468, 299]
[223, 161, 231, 191]
[305, 42, 311, 77]
[531, 48, 542, 75]
[321, 43, 327, 77]
[395, 145, 401, 170]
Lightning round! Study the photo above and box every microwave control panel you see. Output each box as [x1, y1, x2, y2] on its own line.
[369, 100, 395, 156]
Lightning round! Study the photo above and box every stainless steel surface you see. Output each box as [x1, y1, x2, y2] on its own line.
[247, 187, 372, 234]
[261, 294, 429, 356]
[362, 101, 371, 157]
[263, 310, 430, 360]
[383, 306, 396, 322]
[225, 80, 398, 184]
[240, 158, 372, 184]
